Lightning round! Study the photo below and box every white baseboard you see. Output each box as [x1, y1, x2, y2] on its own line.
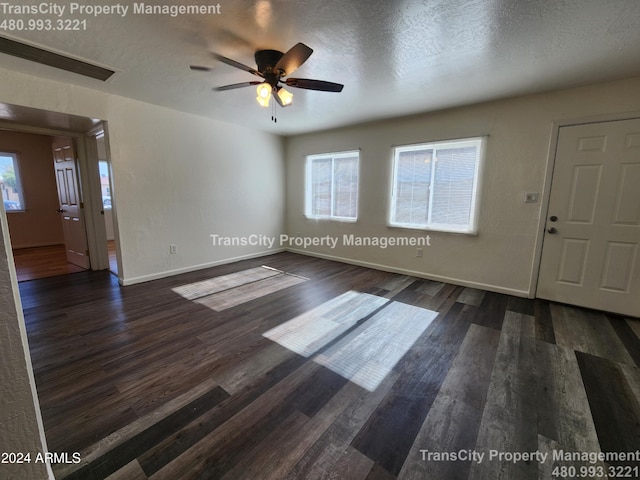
[120, 249, 285, 286]
[286, 248, 532, 298]
[120, 247, 532, 299]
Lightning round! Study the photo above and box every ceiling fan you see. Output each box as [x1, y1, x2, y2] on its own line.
[190, 43, 344, 109]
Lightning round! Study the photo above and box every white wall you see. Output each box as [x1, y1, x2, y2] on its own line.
[285, 76, 640, 296]
[0, 208, 52, 480]
[106, 96, 284, 284]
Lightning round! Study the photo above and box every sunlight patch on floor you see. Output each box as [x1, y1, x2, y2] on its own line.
[263, 291, 389, 356]
[172, 266, 282, 300]
[264, 292, 438, 391]
[315, 301, 438, 391]
[172, 265, 308, 311]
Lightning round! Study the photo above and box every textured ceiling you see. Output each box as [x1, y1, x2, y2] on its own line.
[1, 0, 640, 135]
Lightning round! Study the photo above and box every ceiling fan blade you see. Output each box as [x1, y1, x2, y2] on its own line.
[274, 43, 313, 76]
[214, 81, 262, 91]
[211, 52, 263, 77]
[285, 78, 344, 92]
[190, 65, 214, 72]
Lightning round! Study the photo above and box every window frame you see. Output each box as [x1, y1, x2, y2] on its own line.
[305, 150, 360, 222]
[0, 151, 26, 213]
[389, 136, 485, 234]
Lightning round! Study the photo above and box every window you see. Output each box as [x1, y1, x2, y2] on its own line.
[0, 152, 25, 212]
[390, 137, 485, 233]
[306, 151, 359, 221]
[99, 160, 112, 209]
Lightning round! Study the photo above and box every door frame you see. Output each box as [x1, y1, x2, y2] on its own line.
[86, 123, 122, 276]
[0, 119, 116, 274]
[531, 110, 640, 300]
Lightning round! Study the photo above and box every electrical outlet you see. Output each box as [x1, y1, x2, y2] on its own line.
[416, 247, 423, 258]
[169, 244, 177, 254]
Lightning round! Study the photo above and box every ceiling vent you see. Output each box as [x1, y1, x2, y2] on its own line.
[0, 36, 115, 81]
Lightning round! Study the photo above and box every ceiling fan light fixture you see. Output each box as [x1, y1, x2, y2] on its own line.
[256, 82, 272, 107]
[197, 43, 344, 115]
[277, 87, 294, 106]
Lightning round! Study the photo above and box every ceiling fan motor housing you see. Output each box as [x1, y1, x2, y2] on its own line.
[255, 49, 285, 81]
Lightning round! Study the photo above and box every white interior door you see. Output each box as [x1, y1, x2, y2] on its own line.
[537, 118, 640, 317]
[53, 137, 90, 269]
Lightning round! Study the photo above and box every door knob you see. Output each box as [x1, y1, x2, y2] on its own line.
[547, 227, 557, 234]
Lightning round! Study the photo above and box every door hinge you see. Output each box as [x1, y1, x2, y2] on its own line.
[86, 249, 90, 257]
[80, 202, 84, 209]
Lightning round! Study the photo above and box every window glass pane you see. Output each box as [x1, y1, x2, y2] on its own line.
[311, 158, 332, 216]
[99, 161, 112, 209]
[394, 149, 432, 225]
[390, 137, 483, 233]
[333, 156, 358, 218]
[431, 146, 477, 226]
[306, 152, 359, 220]
[0, 153, 25, 211]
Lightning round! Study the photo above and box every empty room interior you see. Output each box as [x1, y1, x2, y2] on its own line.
[1, 1, 639, 479]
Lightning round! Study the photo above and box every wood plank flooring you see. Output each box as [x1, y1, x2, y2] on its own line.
[17, 252, 640, 480]
[13, 244, 87, 281]
[12, 242, 118, 281]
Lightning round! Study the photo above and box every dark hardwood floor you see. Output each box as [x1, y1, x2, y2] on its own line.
[19, 252, 640, 480]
